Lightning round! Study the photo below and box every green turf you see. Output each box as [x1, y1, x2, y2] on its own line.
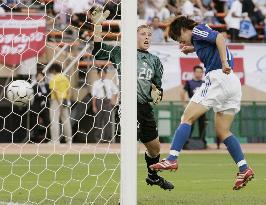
[0, 153, 265, 205]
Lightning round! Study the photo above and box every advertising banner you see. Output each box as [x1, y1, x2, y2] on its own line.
[0, 15, 46, 66]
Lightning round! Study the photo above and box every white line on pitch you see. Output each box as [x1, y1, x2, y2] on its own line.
[0, 201, 32, 205]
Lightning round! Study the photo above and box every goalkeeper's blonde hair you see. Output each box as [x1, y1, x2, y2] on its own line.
[137, 24, 151, 32]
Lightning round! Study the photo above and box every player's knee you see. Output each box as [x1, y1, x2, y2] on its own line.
[181, 111, 195, 124]
[215, 128, 231, 140]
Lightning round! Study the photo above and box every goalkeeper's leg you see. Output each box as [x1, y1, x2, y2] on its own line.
[138, 103, 174, 190]
[144, 138, 174, 190]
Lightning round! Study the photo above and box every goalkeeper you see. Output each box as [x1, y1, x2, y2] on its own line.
[91, 7, 174, 190]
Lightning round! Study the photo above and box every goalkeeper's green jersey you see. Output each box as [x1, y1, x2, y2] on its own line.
[93, 43, 164, 104]
[136, 49, 163, 103]
[92, 42, 121, 74]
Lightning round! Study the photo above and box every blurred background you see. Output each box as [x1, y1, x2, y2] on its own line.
[0, 0, 265, 147]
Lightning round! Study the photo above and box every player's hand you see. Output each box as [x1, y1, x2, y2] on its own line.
[180, 45, 195, 55]
[151, 84, 162, 105]
[91, 7, 110, 25]
[222, 62, 231, 74]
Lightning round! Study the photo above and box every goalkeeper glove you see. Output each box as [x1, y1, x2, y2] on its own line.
[151, 84, 162, 105]
[91, 7, 110, 37]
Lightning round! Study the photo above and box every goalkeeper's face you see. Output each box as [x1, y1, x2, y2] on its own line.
[137, 27, 152, 51]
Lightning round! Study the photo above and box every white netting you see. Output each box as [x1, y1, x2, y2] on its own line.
[0, 0, 121, 204]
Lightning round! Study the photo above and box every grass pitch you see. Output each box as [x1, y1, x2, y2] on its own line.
[0, 153, 265, 205]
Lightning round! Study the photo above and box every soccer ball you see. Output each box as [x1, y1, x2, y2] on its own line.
[6, 80, 34, 107]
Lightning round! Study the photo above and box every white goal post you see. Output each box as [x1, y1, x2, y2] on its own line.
[120, 0, 137, 204]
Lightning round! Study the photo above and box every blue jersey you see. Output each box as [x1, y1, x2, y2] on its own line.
[184, 79, 204, 98]
[192, 24, 234, 73]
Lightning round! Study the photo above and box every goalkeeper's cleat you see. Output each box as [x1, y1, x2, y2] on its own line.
[233, 167, 254, 190]
[146, 175, 174, 190]
[149, 159, 178, 171]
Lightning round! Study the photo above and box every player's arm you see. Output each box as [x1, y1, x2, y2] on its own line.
[151, 58, 164, 104]
[92, 7, 110, 43]
[92, 97, 97, 113]
[216, 33, 231, 74]
[91, 7, 117, 60]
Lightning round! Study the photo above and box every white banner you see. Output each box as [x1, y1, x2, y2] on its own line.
[149, 44, 266, 92]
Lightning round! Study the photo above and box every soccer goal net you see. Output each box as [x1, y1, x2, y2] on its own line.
[0, 0, 137, 204]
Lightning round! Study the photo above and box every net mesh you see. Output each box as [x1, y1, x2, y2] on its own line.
[0, 0, 121, 204]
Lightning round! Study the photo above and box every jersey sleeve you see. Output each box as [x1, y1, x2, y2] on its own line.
[92, 42, 120, 61]
[192, 24, 218, 44]
[152, 57, 164, 91]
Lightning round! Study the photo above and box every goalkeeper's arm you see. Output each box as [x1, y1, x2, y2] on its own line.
[151, 57, 164, 104]
[92, 7, 110, 42]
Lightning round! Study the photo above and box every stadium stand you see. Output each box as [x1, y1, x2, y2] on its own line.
[0, 0, 265, 143]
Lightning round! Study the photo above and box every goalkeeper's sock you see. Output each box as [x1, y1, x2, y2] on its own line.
[167, 123, 191, 161]
[145, 152, 160, 180]
[223, 135, 248, 172]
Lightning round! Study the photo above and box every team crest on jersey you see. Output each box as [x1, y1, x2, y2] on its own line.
[143, 62, 147, 67]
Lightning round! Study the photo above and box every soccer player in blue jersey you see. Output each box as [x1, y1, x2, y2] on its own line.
[150, 16, 254, 190]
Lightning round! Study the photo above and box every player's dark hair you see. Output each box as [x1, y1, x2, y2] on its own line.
[168, 16, 198, 41]
[193, 65, 203, 72]
[49, 63, 62, 73]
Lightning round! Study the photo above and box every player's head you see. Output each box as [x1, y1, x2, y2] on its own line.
[193, 65, 204, 80]
[168, 16, 198, 46]
[151, 16, 160, 29]
[49, 63, 62, 74]
[36, 72, 45, 82]
[97, 67, 107, 79]
[137, 24, 152, 51]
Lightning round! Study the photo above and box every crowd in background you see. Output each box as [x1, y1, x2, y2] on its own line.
[138, 0, 266, 42]
[0, 0, 264, 42]
[0, 0, 265, 143]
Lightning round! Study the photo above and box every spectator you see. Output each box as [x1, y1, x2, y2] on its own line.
[180, 65, 207, 147]
[202, 0, 219, 24]
[53, 0, 69, 29]
[68, 0, 92, 14]
[253, 0, 266, 19]
[138, 0, 145, 19]
[224, 0, 244, 42]
[151, 16, 165, 43]
[92, 68, 119, 143]
[145, 0, 170, 23]
[2, 0, 21, 12]
[166, 0, 181, 15]
[49, 63, 72, 144]
[242, 0, 264, 25]
[68, 0, 92, 28]
[0, 0, 5, 14]
[31, 72, 51, 143]
[181, 0, 202, 20]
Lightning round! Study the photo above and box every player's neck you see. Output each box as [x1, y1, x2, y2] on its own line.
[137, 49, 148, 53]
